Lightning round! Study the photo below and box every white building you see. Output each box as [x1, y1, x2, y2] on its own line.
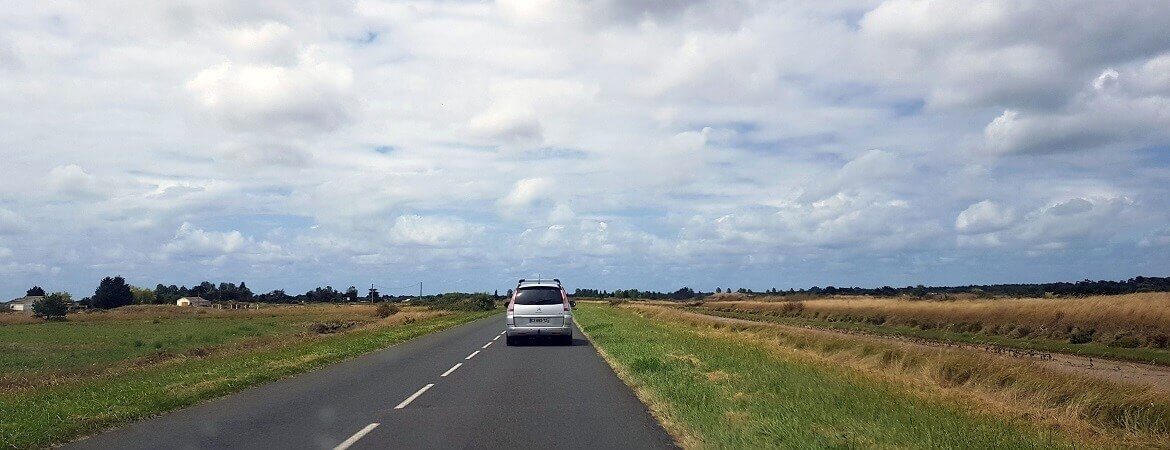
[176, 296, 211, 307]
[5, 296, 41, 314]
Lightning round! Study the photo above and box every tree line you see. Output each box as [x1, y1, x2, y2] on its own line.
[572, 276, 1170, 300]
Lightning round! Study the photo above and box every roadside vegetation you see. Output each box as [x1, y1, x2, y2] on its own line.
[0, 304, 496, 448]
[692, 293, 1170, 365]
[576, 303, 1170, 449]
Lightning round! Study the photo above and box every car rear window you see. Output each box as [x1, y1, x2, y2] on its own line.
[514, 287, 563, 305]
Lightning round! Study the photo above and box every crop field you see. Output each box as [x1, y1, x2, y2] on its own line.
[0, 305, 493, 448]
[575, 303, 1170, 449]
[693, 293, 1170, 365]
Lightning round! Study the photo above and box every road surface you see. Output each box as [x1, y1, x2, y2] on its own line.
[66, 315, 675, 449]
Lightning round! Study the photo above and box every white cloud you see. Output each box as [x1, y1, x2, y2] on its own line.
[47, 165, 105, 200]
[388, 215, 478, 247]
[163, 222, 289, 263]
[186, 47, 355, 134]
[500, 177, 555, 210]
[955, 200, 1014, 235]
[468, 106, 544, 145]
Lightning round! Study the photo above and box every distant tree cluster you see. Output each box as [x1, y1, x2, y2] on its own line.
[416, 292, 496, 311]
[573, 287, 702, 300]
[153, 281, 254, 304]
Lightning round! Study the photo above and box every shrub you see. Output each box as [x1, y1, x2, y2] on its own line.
[422, 293, 497, 311]
[609, 299, 628, 306]
[375, 303, 400, 318]
[1068, 328, 1094, 344]
[1149, 334, 1169, 349]
[1108, 333, 1142, 348]
[33, 292, 71, 320]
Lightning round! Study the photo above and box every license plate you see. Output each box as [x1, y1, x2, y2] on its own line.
[529, 318, 550, 324]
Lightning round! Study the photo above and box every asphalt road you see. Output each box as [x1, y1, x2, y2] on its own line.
[66, 314, 676, 450]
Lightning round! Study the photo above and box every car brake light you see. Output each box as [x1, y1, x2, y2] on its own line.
[508, 292, 516, 312]
[561, 290, 570, 312]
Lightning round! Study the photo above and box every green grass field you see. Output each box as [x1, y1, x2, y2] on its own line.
[689, 306, 1170, 366]
[0, 308, 494, 448]
[0, 317, 294, 376]
[575, 304, 1078, 449]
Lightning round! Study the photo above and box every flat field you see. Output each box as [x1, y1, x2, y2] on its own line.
[575, 303, 1170, 449]
[697, 293, 1170, 365]
[0, 304, 494, 448]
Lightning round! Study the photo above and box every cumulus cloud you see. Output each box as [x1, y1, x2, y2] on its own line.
[163, 222, 289, 263]
[388, 215, 478, 247]
[47, 165, 105, 200]
[186, 48, 355, 134]
[500, 177, 555, 210]
[955, 200, 1014, 235]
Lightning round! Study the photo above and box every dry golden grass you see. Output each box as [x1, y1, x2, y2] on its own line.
[627, 304, 1170, 447]
[706, 292, 1170, 347]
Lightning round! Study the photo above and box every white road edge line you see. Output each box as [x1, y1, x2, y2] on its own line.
[493, 335, 500, 341]
[465, 350, 481, 360]
[500, 331, 506, 335]
[441, 363, 463, 377]
[395, 384, 434, 409]
[333, 423, 379, 450]
[482, 341, 493, 349]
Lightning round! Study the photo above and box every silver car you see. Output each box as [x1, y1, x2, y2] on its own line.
[506, 279, 573, 345]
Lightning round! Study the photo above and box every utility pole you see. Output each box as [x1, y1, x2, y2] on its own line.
[419, 281, 423, 298]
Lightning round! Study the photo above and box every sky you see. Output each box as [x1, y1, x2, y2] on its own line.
[2, 0, 1170, 297]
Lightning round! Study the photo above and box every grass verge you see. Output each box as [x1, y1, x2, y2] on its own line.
[576, 304, 1169, 449]
[0, 310, 494, 449]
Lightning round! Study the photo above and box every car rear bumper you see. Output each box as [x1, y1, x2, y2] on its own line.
[507, 325, 572, 336]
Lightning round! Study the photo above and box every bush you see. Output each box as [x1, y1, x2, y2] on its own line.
[33, 292, 71, 320]
[608, 299, 628, 306]
[423, 293, 497, 311]
[375, 303, 400, 318]
[1108, 334, 1142, 349]
[1068, 328, 1094, 344]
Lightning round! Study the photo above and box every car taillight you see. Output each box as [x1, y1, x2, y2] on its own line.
[508, 293, 515, 312]
[561, 290, 570, 312]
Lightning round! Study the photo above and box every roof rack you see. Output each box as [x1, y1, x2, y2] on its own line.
[517, 278, 562, 287]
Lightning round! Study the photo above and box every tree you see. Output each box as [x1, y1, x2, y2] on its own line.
[92, 276, 134, 309]
[345, 286, 359, 301]
[130, 286, 156, 304]
[238, 282, 253, 300]
[26, 286, 46, 297]
[33, 292, 71, 320]
[715, 287, 722, 294]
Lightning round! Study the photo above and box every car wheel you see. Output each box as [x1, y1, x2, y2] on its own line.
[561, 334, 573, 346]
[505, 335, 515, 346]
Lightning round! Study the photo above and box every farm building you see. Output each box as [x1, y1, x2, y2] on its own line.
[4, 296, 42, 314]
[176, 296, 211, 307]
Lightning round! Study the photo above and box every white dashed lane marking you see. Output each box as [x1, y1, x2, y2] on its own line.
[465, 350, 480, 360]
[334, 423, 379, 450]
[395, 384, 434, 409]
[441, 363, 463, 377]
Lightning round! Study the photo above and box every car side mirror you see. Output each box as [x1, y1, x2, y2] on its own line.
[569, 300, 576, 308]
